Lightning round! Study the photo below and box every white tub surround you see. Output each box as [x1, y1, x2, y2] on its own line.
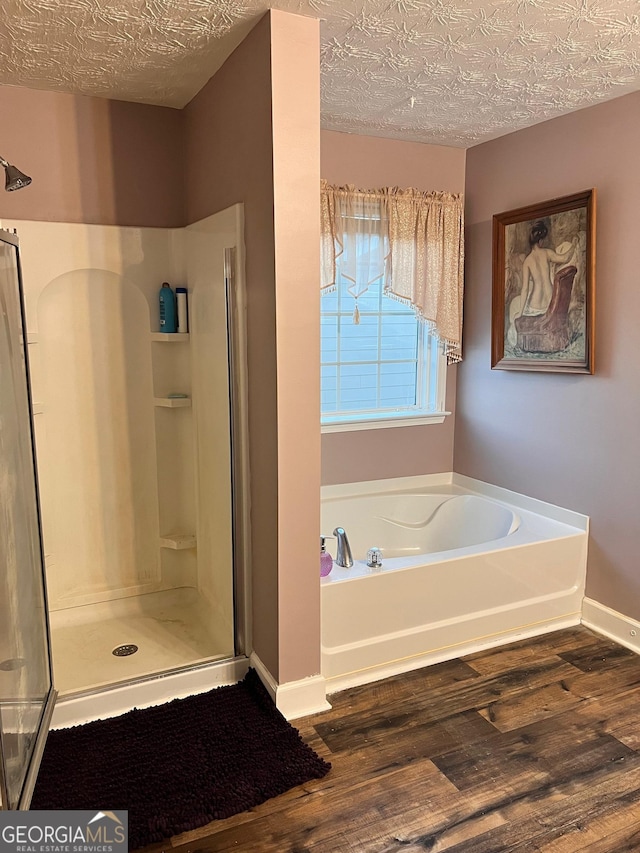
[321, 474, 589, 692]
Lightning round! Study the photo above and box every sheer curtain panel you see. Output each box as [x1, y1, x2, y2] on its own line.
[321, 181, 464, 362]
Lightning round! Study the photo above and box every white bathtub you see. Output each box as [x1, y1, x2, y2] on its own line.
[321, 474, 589, 692]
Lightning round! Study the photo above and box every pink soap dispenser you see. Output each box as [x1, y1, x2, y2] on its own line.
[320, 535, 334, 577]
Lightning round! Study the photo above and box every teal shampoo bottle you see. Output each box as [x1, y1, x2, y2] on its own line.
[159, 282, 177, 333]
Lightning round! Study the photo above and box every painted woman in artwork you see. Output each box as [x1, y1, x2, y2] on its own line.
[507, 221, 578, 349]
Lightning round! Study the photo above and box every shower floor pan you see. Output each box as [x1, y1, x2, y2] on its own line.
[48, 587, 233, 695]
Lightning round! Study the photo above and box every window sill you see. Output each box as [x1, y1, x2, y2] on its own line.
[321, 411, 451, 433]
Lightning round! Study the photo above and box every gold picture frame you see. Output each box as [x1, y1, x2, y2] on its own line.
[491, 189, 596, 373]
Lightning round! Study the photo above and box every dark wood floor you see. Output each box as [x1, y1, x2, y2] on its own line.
[144, 626, 640, 852]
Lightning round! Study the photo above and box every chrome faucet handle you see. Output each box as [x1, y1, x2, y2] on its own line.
[366, 547, 383, 568]
[333, 527, 353, 568]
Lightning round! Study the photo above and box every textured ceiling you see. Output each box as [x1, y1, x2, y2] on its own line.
[1, 0, 639, 146]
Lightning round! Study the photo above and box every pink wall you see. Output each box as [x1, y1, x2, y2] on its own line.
[185, 14, 278, 678]
[185, 11, 321, 683]
[458, 90, 640, 619]
[271, 12, 322, 683]
[320, 130, 466, 485]
[0, 86, 184, 227]
[321, 131, 465, 192]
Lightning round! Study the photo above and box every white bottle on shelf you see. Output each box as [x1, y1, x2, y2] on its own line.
[176, 287, 188, 334]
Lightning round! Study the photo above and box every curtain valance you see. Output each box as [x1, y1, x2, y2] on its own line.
[321, 180, 465, 363]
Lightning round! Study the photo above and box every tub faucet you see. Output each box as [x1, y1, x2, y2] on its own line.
[333, 527, 353, 568]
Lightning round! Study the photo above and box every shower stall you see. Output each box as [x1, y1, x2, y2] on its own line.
[0, 204, 249, 774]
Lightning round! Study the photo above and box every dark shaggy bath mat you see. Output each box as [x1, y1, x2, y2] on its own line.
[31, 669, 330, 849]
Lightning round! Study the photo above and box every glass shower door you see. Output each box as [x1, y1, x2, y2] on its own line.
[0, 229, 56, 809]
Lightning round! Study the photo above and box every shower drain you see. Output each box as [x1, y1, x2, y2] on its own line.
[112, 644, 139, 657]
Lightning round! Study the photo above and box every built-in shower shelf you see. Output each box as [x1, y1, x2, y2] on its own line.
[159, 533, 197, 550]
[154, 396, 191, 408]
[150, 333, 190, 342]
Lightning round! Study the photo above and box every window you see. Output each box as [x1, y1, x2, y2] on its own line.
[321, 219, 447, 432]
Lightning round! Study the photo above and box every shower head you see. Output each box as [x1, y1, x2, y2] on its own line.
[0, 155, 32, 191]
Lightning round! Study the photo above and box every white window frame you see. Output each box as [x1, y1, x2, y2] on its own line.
[320, 289, 450, 434]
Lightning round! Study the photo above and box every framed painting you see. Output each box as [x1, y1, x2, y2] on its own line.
[491, 189, 596, 373]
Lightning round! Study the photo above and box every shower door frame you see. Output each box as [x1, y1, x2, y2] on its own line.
[225, 245, 252, 658]
[0, 228, 57, 810]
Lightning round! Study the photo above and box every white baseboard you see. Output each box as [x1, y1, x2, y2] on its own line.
[275, 674, 332, 720]
[52, 657, 249, 729]
[249, 653, 331, 720]
[581, 597, 640, 654]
